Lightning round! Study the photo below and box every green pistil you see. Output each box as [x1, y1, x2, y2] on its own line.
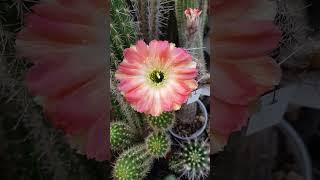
[149, 70, 165, 84]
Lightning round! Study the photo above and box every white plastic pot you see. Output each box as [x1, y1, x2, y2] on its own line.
[169, 99, 208, 141]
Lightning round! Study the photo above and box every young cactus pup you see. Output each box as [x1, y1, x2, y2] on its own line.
[169, 139, 210, 180]
[146, 131, 171, 158]
[110, 122, 134, 151]
[146, 112, 175, 130]
[113, 145, 153, 180]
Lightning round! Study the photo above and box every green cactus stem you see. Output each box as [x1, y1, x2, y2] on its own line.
[169, 139, 210, 179]
[145, 131, 171, 158]
[113, 145, 153, 180]
[110, 0, 137, 68]
[110, 122, 135, 151]
[146, 112, 175, 130]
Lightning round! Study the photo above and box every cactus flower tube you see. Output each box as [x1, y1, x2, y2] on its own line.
[184, 7, 202, 39]
[212, 0, 282, 140]
[115, 40, 198, 116]
[15, 0, 109, 161]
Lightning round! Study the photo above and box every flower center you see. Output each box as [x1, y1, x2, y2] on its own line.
[149, 70, 165, 84]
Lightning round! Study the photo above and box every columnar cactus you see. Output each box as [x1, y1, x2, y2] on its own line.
[113, 145, 153, 180]
[110, 122, 134, 151]
[146, 131, 171, 158]
[175, 0, 208, 77]
[130, 0, 174, 41]
[146, 112, 175, 130]
[110, 0, 137, 67]
[169, 139, 210, 180]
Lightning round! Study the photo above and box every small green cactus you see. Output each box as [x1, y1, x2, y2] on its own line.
[113, 145, 153, 180]
[110, 122, 134, 151]
[146, 112, 175, 130]
[169, 139, 210, 180]
[146, 131, 171, 158]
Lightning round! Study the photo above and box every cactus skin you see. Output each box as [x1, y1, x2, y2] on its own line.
[169, 139, 210, 180]
[146, 112, 175, 130]
[146, 131, 171, 158]
[113, 145, 153, 180]
[110, 0, 137, 68]
[110, 122, 134, 151]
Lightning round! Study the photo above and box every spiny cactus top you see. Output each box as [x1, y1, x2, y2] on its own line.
[169, 140, 210, 180]
[211, 0, 282, 141]
[113, 145, 152, 180]
[147, 112, 175, 130]
[15, 0, 109, 161]
[146, 131, 171, 158]
[115, 40, 198, 116]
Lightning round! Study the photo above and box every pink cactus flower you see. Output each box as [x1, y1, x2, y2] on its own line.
[211, 0, 282, 140]
[15, 0, 109, 161]
[115, 40, 198, 116]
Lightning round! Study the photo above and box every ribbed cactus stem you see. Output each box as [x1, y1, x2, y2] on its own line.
[110, 122, 134, 151]
[146, 112, 175, 130]
[131, 0, 173, 41]
[113, 145, 153, 180]
[110, 0, 137, 67]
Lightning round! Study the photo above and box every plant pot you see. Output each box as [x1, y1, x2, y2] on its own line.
[169, 99, 208, 141]
[276, 120, 313, 180]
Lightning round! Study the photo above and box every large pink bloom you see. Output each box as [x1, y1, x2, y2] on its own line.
[15, 0, 109, 161]
[115, 40, 198, 116]
[211, 0, 282, 138]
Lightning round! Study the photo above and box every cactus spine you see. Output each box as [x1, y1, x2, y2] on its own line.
[110, 122, 135, 151]
[169, 139, 210, 180]
[146, 131, 171, 158]
[130, 0, 174, 41]
[110, 0, 137, 68]
[146, 112, 175, 130]
[113, 145, 153, 180]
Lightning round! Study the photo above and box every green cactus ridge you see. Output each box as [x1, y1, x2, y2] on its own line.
[146, 131, 171, 158]
[147, 112, 175, 130]
[113, 145, 153, 180]
[110, 0, 137, 67]
[110, 122, 134, 151]
[169, 140, 210, 179]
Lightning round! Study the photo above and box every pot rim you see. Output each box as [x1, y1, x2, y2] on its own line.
[169, 99, 208, 141]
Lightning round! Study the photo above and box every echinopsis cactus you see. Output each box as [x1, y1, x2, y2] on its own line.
[146, 131, 171, 158]
[175, 0, 208, 77]
[113, 145, 153, 180]
[130, 0, 174, 41]
[110, 0, 137, 67]
[146, 112, 175, 130]
[169, 139, 210, 179]
[110, 122, 134, 151]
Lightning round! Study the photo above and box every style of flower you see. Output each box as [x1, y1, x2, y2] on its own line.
[184, 7, 202, 40]
[15, 0, 109, 161]
[115, 40, 198, 116]
[211, 0, 282, 141]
